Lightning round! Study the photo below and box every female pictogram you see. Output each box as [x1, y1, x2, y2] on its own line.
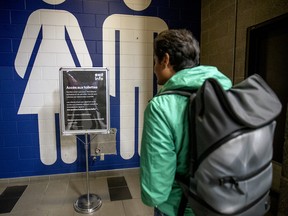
[15, 0, 92, 165]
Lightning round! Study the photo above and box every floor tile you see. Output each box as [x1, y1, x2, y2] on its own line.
[107, 176, 132, 201]
[0, 186, 27, 199]
[109, 187, 132, 201]
[125, 173, 141, 198]
[0, 198, 19, 214]
[107, 176, 127, 188]
[123, 198, 154, 216]
[96, 201, 125, 216]
[0, 185, 27, 214]
[0, 169, 154, 216]
[12, 182, 48, 212]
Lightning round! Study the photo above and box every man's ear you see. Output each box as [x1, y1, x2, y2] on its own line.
[161, 53, 170, 66]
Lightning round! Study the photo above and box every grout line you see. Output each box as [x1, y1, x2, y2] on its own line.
[1, 167, 140, 185]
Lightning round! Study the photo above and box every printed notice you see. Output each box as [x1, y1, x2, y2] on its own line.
[60, 68, 109, 134]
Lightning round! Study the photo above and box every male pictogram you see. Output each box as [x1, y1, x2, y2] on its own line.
[103, 0, 168, 159]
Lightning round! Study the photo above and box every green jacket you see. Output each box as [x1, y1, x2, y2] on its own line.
[140, 66, 232, 216]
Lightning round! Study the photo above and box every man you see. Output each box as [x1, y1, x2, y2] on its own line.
[140, 29, 232, 216]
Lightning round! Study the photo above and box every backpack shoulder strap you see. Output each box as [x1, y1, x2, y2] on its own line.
[157, 89, 195, 97]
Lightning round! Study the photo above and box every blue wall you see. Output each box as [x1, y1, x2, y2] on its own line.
[0, 0, 200, 178]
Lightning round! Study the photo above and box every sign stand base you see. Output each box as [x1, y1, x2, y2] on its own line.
[74, 133, 102, 214]
[74, 194, 102, 214]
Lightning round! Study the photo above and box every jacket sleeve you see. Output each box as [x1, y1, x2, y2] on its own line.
[140, 99, 177, 207]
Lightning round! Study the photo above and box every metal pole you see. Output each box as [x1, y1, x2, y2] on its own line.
[85, 133, 90, 205]
[74, 134, 102, 214]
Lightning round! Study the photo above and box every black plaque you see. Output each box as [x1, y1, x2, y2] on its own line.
[60, 67, 110, 135]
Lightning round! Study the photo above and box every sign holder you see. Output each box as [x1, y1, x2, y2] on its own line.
[59, 67, 110, 214]
[73, 133, 102, 214]
[59, 67, 110, 135]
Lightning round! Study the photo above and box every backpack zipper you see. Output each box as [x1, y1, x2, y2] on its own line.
[218, 161, 271, 195]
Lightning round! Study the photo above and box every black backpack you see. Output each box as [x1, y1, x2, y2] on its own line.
[159, 74, 282, 216]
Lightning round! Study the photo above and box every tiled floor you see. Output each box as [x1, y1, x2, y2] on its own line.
[0, 168, 153, 216]
[0, 168, 279, 216]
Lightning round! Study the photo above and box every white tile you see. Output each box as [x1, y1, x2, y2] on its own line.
[18, 37, 36, 54]
[29, 80, 58, 93]
[39, 132, 56, 145]
[119, 139, 134, 152]
[38, 119, 55, 132]
[42, 67, 59, 80]
[34, 53, 57, 67]
[82, 54, 93, 67]
[26, 66, 42, 80]
[120, 16, 144, 30]
[31, 107, 58, 119]
[120, 67, 148, 80]
[18, 93, 44, 107]
[103, 15, 121, 29]
[66, 26, 84, 40]
[60, 136, 77, 164]
[121, 41, 147, 55]
[119, 128, 134, 141]
[68, 13, 80, 27]
[55, 26, 65, 40]
[46, 92, 59, 107]
[71, 40, 90, 54]
[56, 53, 75, 67]
[40, 39, 66, 52]
[119, 104, 134, 117]
[145, 17, 168, 31]
[133, 55, 152, 68]
[120, 111, 135, 121]
[40, 10, 69, 26]
[17, 106, 32, 114]
[28, 11, 41, 25]
[15, 52, 30, 66]
[102, 28, 115, 41]
[131, 30, 149, 43]
[119, 29, 135, 42]
[42, 26, 56, 39]
[76, 53, 93, 67]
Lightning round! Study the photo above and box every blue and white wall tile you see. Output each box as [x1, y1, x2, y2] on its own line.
[0, 0, 200, 178]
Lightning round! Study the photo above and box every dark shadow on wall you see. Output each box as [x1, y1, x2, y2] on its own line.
[246, 13, 288, 164]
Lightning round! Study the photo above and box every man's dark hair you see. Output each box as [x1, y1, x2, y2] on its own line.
[154, 29, 200, 72]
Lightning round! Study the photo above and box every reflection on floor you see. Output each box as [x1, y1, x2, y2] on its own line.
[0, 168, 153, 216]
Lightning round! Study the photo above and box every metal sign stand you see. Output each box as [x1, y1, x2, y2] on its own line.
[74, 133, 102, 214]
[59, 67, 110, 214]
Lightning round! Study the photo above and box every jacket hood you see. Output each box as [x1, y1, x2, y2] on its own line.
[158, 65, 232, 94]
